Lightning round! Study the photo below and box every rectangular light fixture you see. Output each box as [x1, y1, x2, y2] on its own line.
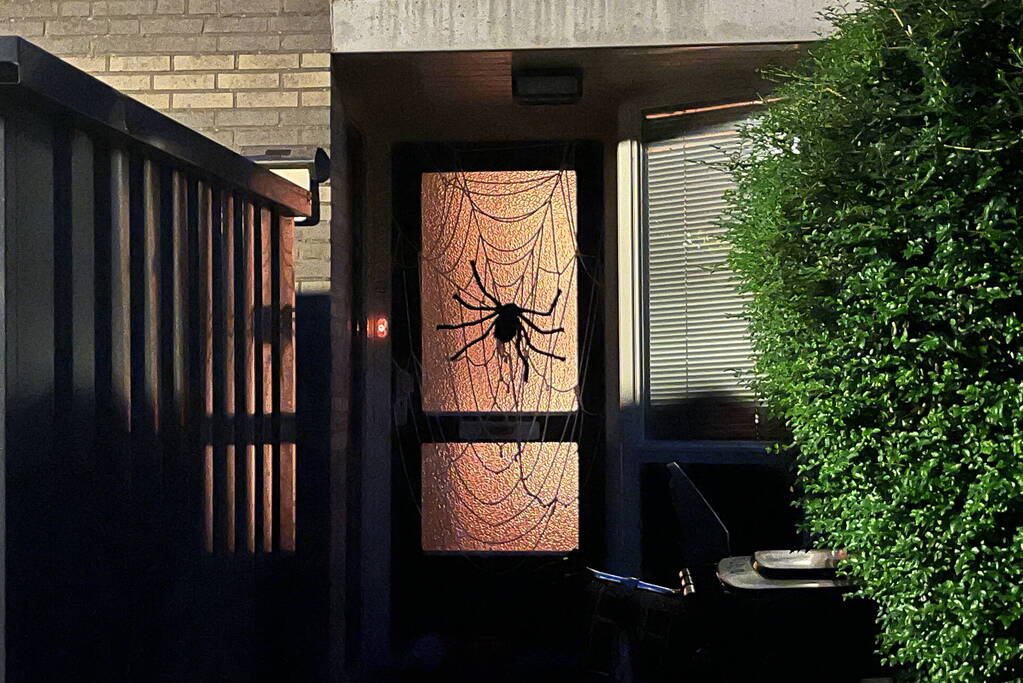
[512, 68, 582, 105]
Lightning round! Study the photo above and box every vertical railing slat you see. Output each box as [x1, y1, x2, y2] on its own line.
[70, 130, 96, 478]
[4, 107, 58, 680]
[243, 200, 257, 553]
[212, 189, 230, 553]
[201, 183, 214, 554]
[110, 148, 132, 491]
[270, 208, 281, 551]
[171, 170, 190, 545]
[52, 124, 73, 452]
[260, 206, 274, 552]
[143, 160, 161, 446]
[224, 192, 238, 553]
[278, 215, 296, 552]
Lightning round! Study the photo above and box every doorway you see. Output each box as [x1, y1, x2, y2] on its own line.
[388, 141, 605, 680]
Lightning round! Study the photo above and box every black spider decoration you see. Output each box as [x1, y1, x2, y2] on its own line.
[437, 260, 565, 382]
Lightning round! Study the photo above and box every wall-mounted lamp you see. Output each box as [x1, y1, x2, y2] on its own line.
[512, 68, 583, 105]
[247, 146, 330, 226]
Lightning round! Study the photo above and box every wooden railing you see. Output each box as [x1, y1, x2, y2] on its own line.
[1, 37, 310, 680]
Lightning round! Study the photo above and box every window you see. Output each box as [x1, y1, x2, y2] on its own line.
[641, 107, 767, 441]
[421, 442, 579, 552]
[417, 169, 580, 552]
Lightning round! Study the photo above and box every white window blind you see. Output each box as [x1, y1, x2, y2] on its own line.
[643, 117, 760, 440]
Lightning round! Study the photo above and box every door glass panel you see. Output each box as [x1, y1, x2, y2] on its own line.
[419, 170, 578, 414]
[421, 442, 579, 552]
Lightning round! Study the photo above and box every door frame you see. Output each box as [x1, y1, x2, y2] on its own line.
[379, 139, 606, 665]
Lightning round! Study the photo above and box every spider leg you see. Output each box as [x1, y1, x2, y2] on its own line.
[514, 335, 530, 382]
[520, 314, 564, 336]
[522, 329, 566, 361]
[437, 310, 498, 331]
[449, 319, 497, 361]
[519, 289, 561, 316]
[469, 259, 501, 306]
[452, 292, 494, 312]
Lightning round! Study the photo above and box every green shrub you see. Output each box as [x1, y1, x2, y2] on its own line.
[723, 1, 1023, 679]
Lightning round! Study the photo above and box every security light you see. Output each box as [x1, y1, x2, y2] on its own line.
[512, 68, 583, 105]
[247, 146, 330, 226]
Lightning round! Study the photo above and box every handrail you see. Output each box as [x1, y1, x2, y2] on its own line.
[0, 36, 311, 217]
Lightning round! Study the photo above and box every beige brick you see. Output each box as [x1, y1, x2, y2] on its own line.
[140, 16, 203, 33]
[218, 34, 278, 51]
[238, 53, 299, 70]
[295, 258, 329, 280]
[215, 109, 278, 126]
[130, 92, 170, 108]
[33, 35, 91, 52]
[5, 2, 58, 18]
[300, 52, 329, 68]
[60, 2, 92, 16]
[172, 91, 233, 108]
[173, 54, 234, 70]
[298, 242, 330, 262]
[300, 90, 328, 107]
[61, 56, 107, 71]
[297, 223, 329, 242]
[283, 0, 325, 13]
[108, 19, 139, 33]
[93, 34, 217, 53]
[156, 0, 185, 11]
[297, 280, 330, 294]
[187, 0, 216, 12]
[282, 70, 329, 89]
[280, 33, 329, 51]
[217, 72, 279, 89]
[153, 73, 216, 90]
[167, 110, 216, 128]
[46, 17, 107, 35]
[234, 127, 301, 146]
[92, 0, 157, 15]
[219, 0, 279, 13]
[236, 91, 298, 108]
[299, 127, 327, 144]
[202, 16, 266, 33]
[279, 107, 328, 126]
[110, 55, 170, 71]
[1, 20, 46, 37]
[269, 15, 322, 33]
[305, 245, 332, 263]
[97, 73, 152, 90]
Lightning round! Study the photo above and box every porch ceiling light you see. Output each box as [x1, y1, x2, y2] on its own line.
[512, 68, 582, 105]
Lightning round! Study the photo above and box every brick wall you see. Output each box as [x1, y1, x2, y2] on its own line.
[2, 0, 332, 292]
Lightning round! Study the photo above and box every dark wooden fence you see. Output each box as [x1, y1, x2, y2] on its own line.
[1, 37, 308, 681]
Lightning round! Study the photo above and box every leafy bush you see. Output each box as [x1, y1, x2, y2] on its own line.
[723, 1, 1023, 679]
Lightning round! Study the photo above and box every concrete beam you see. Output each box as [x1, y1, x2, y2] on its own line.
[331, 0, 831, 53]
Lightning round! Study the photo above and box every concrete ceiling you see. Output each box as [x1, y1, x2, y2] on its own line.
[335, 43, 806, 138]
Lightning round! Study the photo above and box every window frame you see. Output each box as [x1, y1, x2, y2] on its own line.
[620, 100, 774, 464]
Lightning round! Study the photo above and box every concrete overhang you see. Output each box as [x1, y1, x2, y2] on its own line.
[331, 0, 831, 53]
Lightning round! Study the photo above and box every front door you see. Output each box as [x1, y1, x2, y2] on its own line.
[390, 141, 604, 679]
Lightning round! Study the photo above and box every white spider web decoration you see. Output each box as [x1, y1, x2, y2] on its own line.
[421, 442, 578, 552]
[420, 170, 579, 414]
[415, 169, 581, 552]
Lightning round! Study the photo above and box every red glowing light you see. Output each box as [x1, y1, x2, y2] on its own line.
[374, 316, 389, 339]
